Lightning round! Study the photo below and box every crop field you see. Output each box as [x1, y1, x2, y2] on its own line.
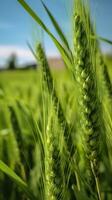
[0, 0, 112, 200]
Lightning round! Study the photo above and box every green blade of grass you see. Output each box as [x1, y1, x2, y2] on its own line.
[18, 0, 73, 71]
[91, 34, 112, 45]
[16, 101, 45, 157]
[27, 41, 37, 59]
[98, 36, 112, 45]
[0, 160, 37, 200]
[40, 0, 70, 51]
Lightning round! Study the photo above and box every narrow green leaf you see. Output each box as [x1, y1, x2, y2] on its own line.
[18, 0, 73, 70]
[0, 160, 37, 200]
[16, 101, 45, 157]
[98, 36, 112, 45]
[73, 186, 96, 200]
[40, 0, 70, 51]
[27, 41, 37, 59]
[91, 34, 112, 45]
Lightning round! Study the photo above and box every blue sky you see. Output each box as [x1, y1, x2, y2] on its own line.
[0, 0, 112, 66]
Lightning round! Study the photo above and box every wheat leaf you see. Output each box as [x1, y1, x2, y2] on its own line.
[0, 160, 37, 200]
[18, 0, 73, 71]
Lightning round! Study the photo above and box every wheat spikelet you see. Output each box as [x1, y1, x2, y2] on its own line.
[36, 44, 75, 157]
[37, 44, 77, 198]
[45, 111, 63, 200]
[74, 12, 101, 184]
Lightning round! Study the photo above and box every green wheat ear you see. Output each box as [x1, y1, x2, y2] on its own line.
[45, 110, 63, 200]
[74, 10, 101, 189]
[36, 43, 77, 198]
[36, 43, 75, 157]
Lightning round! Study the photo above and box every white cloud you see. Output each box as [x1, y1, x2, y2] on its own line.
[46, 49, 60, 58]
[100, 43, 112, 54]
[0, 45, 61, 66]
[0, 45, 35, 65]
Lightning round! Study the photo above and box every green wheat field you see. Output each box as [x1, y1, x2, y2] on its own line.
[0, 0, 112, 199]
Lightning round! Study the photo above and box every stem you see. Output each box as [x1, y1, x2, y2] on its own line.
[75, 171, 81, 191]
[90, 161, 102, 200]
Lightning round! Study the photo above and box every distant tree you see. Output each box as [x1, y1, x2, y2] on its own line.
[8, 54, 17, 70]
